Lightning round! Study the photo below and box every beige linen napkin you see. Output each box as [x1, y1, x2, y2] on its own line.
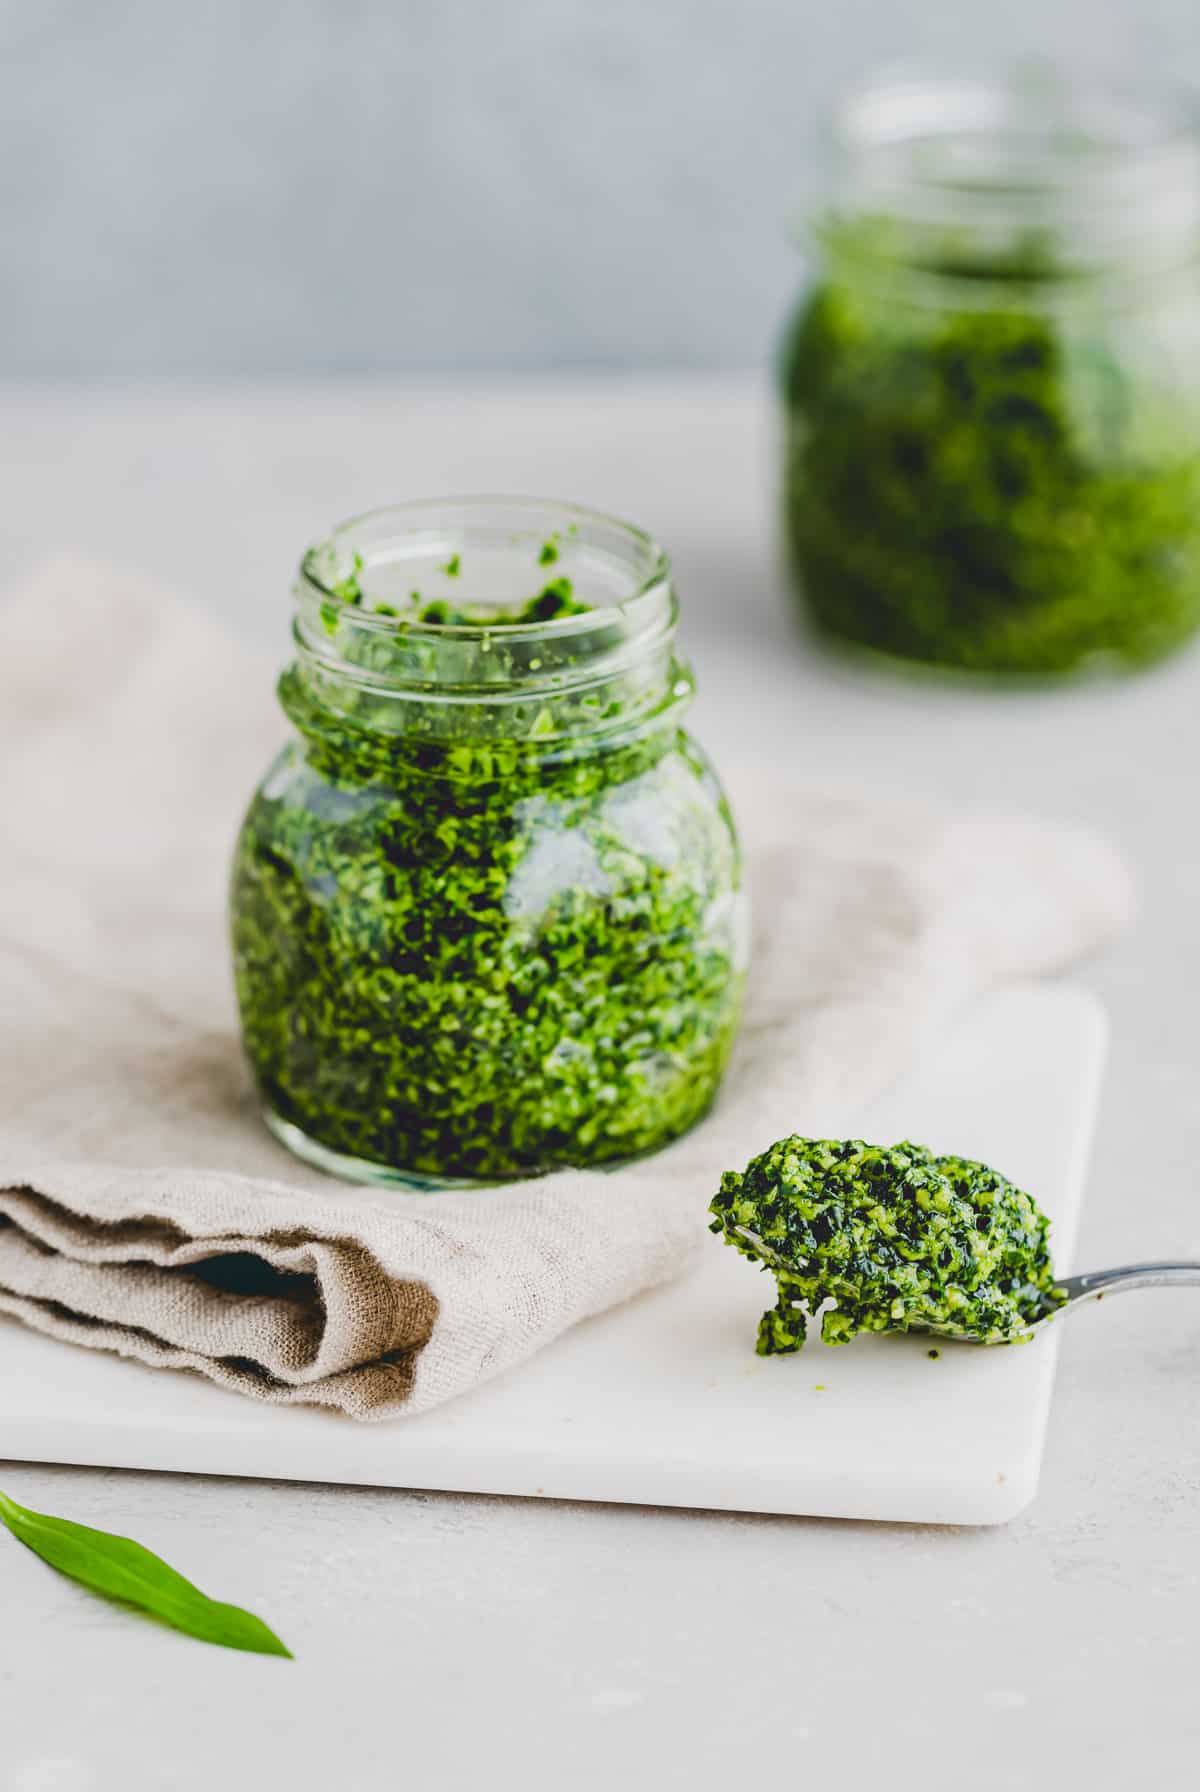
[0, 556, 1133, 1419]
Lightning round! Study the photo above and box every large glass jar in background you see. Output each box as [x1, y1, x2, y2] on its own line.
[781, 66, 1200, 675]
[230, 499, 747, 1189]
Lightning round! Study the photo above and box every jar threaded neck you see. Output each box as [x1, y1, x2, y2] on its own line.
[289, 497, 689, 751]
[823, 64, 1200, 280]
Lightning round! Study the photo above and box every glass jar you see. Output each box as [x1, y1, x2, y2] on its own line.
[230, 498, 747, 1189]
[781, 65, 1200, 675]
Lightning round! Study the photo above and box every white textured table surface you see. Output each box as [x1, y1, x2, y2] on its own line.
[3, 378, 1199, 1791]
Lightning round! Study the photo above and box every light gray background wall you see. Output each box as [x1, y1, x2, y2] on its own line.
[4, 0, 1196, 375]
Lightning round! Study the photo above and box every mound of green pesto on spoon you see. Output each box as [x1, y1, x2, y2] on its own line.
[710, 1137, 1065, 1351]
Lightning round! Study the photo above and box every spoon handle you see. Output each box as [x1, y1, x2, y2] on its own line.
[1057, 1261, 1200, 1309]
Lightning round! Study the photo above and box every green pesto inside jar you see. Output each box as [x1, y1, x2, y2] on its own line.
[230, 499, 747, 1188]
[710, 1137, 1064, 1349]
[782, 68, 1200, 676]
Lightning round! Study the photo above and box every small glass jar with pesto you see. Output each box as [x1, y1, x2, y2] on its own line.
[781, 65, 1200, 675]
[230, 498, 747, 1188]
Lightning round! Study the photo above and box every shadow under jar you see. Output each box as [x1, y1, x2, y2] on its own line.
[230, 499, 748, 1189]
[781, 65, 1200, 676]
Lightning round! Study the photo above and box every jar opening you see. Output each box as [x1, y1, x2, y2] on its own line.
[823, 64, 1200, 279]
[300, 495, 669, 637]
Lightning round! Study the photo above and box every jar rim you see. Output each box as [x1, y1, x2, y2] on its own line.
[298, 494, 672, 641]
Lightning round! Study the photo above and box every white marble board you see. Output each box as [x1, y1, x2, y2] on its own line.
[0, 984, 1107, 1526]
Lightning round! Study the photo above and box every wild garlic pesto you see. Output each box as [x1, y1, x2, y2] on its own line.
[321, 542, 591, 628]
[782, 277, 1200, 674]
[230, 499, 746, 1188]
[710, 1137, 1062, 1350]
[784, 68, 1200, 676]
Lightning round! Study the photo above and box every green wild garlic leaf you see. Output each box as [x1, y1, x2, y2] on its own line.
[0, 1489, 292, 1658]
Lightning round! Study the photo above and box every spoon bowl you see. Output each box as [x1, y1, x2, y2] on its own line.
[732, 1224, 1200, 1345]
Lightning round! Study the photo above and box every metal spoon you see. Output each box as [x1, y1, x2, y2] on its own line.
[947, 1261, 1200, 1344]
[733, 1226, 1200, 1343]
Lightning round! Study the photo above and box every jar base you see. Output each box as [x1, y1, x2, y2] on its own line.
[263, 1109, 495, 1192]
[261, 1101, 722, 1193]
[796, 600, 1185, 688]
